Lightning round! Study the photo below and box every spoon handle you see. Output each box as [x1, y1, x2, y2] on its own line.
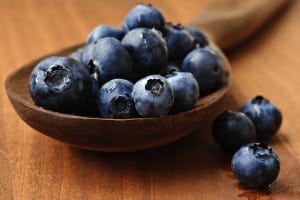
[189, 0, 292, 50]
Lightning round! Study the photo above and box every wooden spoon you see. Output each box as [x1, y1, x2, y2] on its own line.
[5, 0, 290, 152]
[190, 0, 291, 50]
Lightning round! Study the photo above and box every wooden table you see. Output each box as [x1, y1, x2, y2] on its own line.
[1, 0, 300, 199]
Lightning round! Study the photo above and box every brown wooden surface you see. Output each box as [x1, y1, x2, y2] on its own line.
[1, 0, 300, 199]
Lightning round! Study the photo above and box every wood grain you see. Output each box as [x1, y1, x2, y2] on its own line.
[1, 0, 300, 199]
[190, 0, 292, 49]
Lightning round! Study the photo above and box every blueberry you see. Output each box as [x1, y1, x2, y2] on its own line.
[87, 25, 125, 44]
[69, 44, 94, 70]
[212, 111, 256, 152]
[122, 3, 165, 33]
[88, 37, 133, 85]
[160, 62, 180, 76]
[97, 79, 137, 118]
[164, 23, 194, 61]
[69, 44, 102, 115]
[186, 26, 209, 47]
[131, 75, 174, 117]
[181, 46, 228, 94]
[231, 143, 280, 189]
[69, 47, 84, 63]
[165, 71, 199, 113]
[29, 56, 92, 114]
[240, 95, 282, 139]
[121, 28, 168, 75]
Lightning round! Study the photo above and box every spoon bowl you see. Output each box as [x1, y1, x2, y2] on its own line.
[5, 43, 231, 152]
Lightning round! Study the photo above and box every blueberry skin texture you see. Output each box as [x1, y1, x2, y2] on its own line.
[181, 47, 228, 94]
[29, 56, 92, 114]
[231, 143, 280, 189]
[98, 79, 137, 119]
[121, 28, 168, 75]
[165, 23, 195, 61]
[88, 37, 133, 85]
[165, 72, 200, 113]
[87, 25, 125, 44]
[240, 96, 283, 139]
[212, 111, 256, 152]
[131, 75, 174, 117]
[122, 3, 165, 32]
[186, 26, 209, 47]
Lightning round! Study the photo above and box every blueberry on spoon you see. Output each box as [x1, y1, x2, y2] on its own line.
[97, 79, 137, 119]
[29, 56, 92, 115]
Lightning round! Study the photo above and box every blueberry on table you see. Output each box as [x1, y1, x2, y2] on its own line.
[87, 25, 125, 44]
[29, 56, 92, 114]
[165, 71, 200, 113]
[231, 143, 280, 189]
[121, 28, 168, 75]
[181, 46, 228, 94]
[186, 26, 209, 47]
[97, 79, 137, 119]
[122, 3, 166, 33]
[131, 75, 174, 117]
[240, 95, 282, 140]
[88, 37, 133, 85]
[212, 111, 256, 152]
[164, 23, 195, 61]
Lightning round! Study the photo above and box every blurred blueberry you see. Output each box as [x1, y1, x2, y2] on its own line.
[240, 95, 282, 139]
[232, 143, 280, 189]
[121, 28, 168, 75]
[98, 79, 137, 118]
[87, 25, 125, 44]
[29, 56, 92, 115]
[164, 23, 194, 61]
[186, 26, 209, 47]
[69, 44, 94, 69]
[122, 3, 166, 33]
[181, 47, 228, 94]
[160, 62, 180, 76]
[165, 71, 199, 113]
[212, 111, 256, 152]
[131, 75, 174, 117]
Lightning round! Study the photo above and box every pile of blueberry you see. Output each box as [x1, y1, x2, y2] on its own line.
[212, 95, 282, 189]
[29, 3, 229, 118]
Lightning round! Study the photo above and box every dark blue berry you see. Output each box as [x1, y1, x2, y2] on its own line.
[165, 71, 199, 113]
[122, 3, 165, 32]
[29, 56, 92, 114]
[131, 75, 174, 117]
[231, 143, 280, 189]
[69, 44, 94, 70]
[88, 37, 133, 85]
[186, 26, 209, 47]
[181, 46, 228, 94]
[160, 62, 180, 76]
[97, 79, 137, 118]
[121, 28, 168, 75]
[240, 95, 282, 139]
[212, 111, 256, 152]
[164, 23, 194, 61]
[87, 25, 125, 44]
